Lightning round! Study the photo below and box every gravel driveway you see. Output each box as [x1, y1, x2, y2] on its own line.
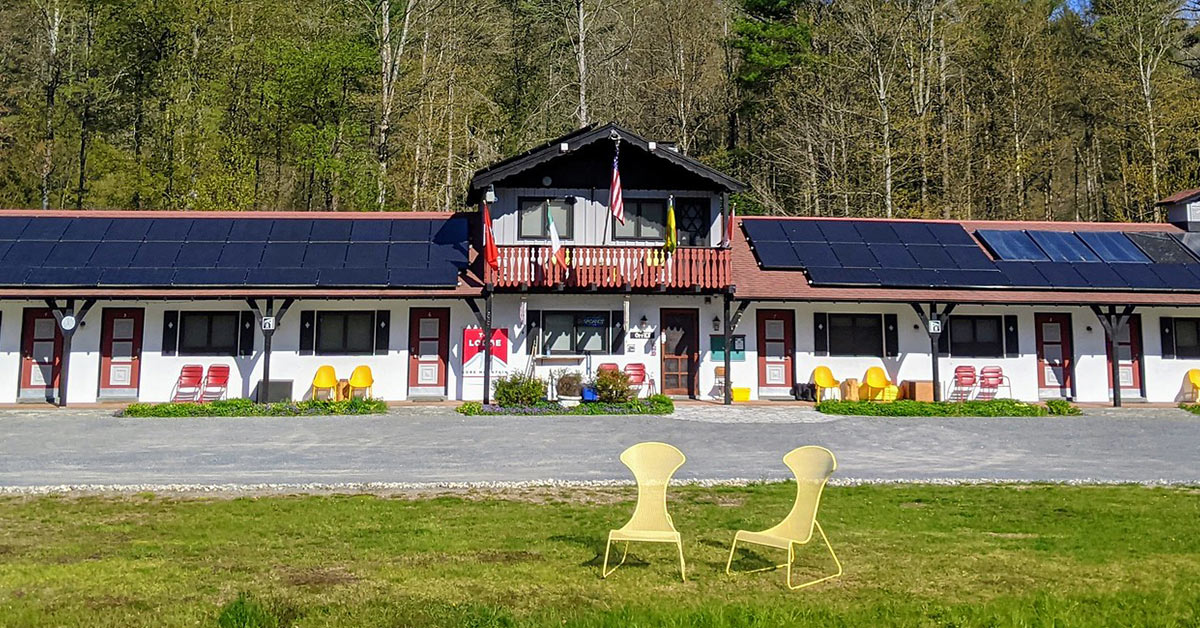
[0, 404, 1197, 491]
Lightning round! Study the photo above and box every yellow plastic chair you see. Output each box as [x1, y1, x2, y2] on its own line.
[603, 442, 687, 582]
[311, 365, 338, 400]
[1188, 369, 1200, 401]
[348, 365, 374, 398]
[860, 367, 898, 402]
[725, 446, 842, 590]
[812, 366, 840, 402]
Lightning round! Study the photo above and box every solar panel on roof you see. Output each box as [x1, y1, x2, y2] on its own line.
[870, 244, 918, 268]
[392, 219, 433, 242]
[805, 266, 879, 286]
[91, 241, 137, 267]
[5, 241, 55, 266]
[0, 267, 28, 286]
[1077, 231, 1149, 263]
[793, 242, 839, 267]
[1034, 263, 1089, 288]
[1110, 263, 1167, 289]
[741, 220, 787, 242]
[145, 219, 193, 241]
[874, 268, 942, 287]
[945, 245, 997, 269]
[269, 220, 312, 241]
[387, 242, 430, 268]
[350, 220, 392, 242]
[891, 222, 940, 245]
[215, 242, 265, 268]
[907, 244, 956, 268]
[1027, 231, 1100, 262]
[433, 217, 469, 244]
[1148, 264, 1200, 290]
[0, 217, 32, 238]
[309, 219, 353, 241]
[938, 269, 1010, 288]
[245, 268, 320, 285]
[176, 242, 223, 267]
[260, 242, 306, 267]
[344, 242, 389, 267]
[832, 243, 877, 267]
[816, 221, 863, 243]
[99, 267, 176, 286]
[316, 267, 390, 287]
[25, 267, 103, 286]
[20, 218, 71, 241]
[752, 240, 803, 269]
[1127, 232, 1196, 264]
[130, 242, 181, 267]
[994, 262, 1051, 287]
[62, 218, 112, 240]
[48, 242, 99, 266]
[303, 242, 348, 268]
[228, 219, 274, 241]
[104, 219, 152, 241]
[390, 266, 459, 287]
[781, 221, 824, 242]
[976, 230, 1050, 261]
[186, 219, 234, 241]
[926, 223, 978, 246]
[171, 268, 248, 286]
[1069, 262, 1127, 288]
[853, 222, 900, 243]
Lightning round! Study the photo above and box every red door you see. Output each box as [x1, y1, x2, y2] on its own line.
[757, 310, 795, 398]
[660, 309, 699, 397]
[408, 308, 450, 398]
[1035, 313, 1074, 399]
[19, 308, 62, 401]
[1106, 314, 1144, 398]
[98, 308, 144, 399]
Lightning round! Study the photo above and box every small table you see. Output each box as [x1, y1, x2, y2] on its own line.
[336, 379, 351, 401]
[900, 380, 934, 402]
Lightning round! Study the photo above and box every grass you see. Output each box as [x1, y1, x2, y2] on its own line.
[0, 485, 1198, 627]
[118, 397, 388, 418]
[816, 399, 1051, 417]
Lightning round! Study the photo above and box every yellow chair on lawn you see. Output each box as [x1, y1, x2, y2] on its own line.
[348, 365, 374, 398]
[311, 365, 338, 400]
[725, 446, 842, 590]
[812, 366, 840, 402]
[860, 367, 898, 402]
[602, 442, 687, 582]
[1188, 369, 1200, 401]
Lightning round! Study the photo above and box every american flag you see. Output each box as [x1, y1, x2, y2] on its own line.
[610, 142, 625, 225]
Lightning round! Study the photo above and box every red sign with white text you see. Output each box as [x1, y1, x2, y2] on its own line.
[462, 327, 509, 377]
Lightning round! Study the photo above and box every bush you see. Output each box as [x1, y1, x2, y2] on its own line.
[1045, 399, 1082, 416]
[591, 368, 632, 403]
[119, 397, 388, 418]
[554, 370, 584, 397]
[493, 373, 546, 407]
[455, 395, 674, 416]
[816, 399, 1047, 417]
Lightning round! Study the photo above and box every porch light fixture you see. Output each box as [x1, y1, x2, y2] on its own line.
[485, 184, 497, 203]
[639, 315, 649, 330]
[648, 141, 657, 151]
[560, 142, 570, 153]
[712, 316, 721, 332]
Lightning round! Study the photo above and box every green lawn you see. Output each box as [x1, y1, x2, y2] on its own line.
[1, 485, 1198, 627]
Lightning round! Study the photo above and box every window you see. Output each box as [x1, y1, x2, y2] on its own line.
[178, 312, 240, 356]
[519, 198, 573, 240]
[827, 314, 884, 357]
[948, 316, 1004, 358]
[614, 200, 666, 240]
[316, 311, 376, 355]
[528, 310, 623, 355]
[1163, 317, 1200, 359]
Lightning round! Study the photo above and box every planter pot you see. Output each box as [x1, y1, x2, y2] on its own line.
[559, 395, 581, 408]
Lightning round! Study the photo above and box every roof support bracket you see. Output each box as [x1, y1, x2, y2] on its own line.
[246, 297, 294, 403]
[910, 302, 955, 402]
[729, 299, 752, 332]
[44, 298, 96, 407]
[465, 297, 486, 328]
[1090, 304, 1136, 408]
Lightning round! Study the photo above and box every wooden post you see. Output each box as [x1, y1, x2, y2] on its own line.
[482, 288, 493, 405]
[723, 292, 733, 405]
[910, 302, 955, 402]
[1091, 304, 1135, 408]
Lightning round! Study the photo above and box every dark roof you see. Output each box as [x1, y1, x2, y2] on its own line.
[1158, 188, 1200, 205]
[0, 210, 477, 295]
[467, 123, 745, 203]
[733, 216, 1200, 304]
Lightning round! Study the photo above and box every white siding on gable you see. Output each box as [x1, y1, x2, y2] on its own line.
[489, 187, 723, 247]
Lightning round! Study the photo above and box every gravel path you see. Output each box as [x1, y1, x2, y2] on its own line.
[0, 405, 1197, 492]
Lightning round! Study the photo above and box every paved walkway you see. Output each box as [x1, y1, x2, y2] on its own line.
[0, 404, 1197, 490]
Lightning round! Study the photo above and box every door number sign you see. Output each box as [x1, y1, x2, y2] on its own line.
[261, 316, 277, 332]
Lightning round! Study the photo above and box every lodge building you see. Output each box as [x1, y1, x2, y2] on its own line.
[5, 123, 1200, 407]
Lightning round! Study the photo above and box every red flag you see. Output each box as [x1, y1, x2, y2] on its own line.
[483, 202, 499, 272]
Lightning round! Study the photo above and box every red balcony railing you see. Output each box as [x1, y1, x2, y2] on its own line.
[486, 245, 731, 290]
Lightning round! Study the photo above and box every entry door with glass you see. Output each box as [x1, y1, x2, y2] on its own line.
[408, 308, 450, 398]
[19, 308, 62, 401]
[1035, 313, 1074, 399]
[1106, 314, 1144, 399]
[660, 309, 698, 397]
[99, 308, 144, 400]
[757, 310, 795, 398]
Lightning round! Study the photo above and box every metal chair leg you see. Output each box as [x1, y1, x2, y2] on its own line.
[785, 521, 843, 590]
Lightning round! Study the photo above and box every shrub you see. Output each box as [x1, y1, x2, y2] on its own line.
[454, 396, 673, 416]
[591, 368, 632, 403]
[816, 399, 1047, 417]
[1045, 399, 1082, 416]
[492, 373, 546, 407]
[554, 370, 584, 397]
[119, 398, 388, 418]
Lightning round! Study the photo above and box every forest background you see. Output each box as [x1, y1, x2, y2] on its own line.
[1, 0, 1199, 223]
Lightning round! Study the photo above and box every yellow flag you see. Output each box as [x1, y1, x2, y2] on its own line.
[664, 196, 677, 254]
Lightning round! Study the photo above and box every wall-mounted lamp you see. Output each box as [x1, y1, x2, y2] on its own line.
[484, 184, 497, 204]
[648, 141, 658, 151]
[639, 315, 649, 330]
[559, 142, 570, 153]
[712, 316, 721, 332]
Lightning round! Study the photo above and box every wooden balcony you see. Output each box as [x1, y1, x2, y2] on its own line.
[486, 245, 731, 291]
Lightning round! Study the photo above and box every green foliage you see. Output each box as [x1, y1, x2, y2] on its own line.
[816, 399, 1048, 417]
[455, 395, 673, 416]
[1045, 399, 1082, 416]
[119, 397, 387, 417]
[493, 373, 547, 407]
[731, 0, 811, 90]
[553, 370, 584, 397]
[590, 369, 632, 404]
[1179, 403, 1200, 415]
[217, 593, 279, 628]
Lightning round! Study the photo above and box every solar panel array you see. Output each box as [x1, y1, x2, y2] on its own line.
[744, 218, 1200, 292]
[0, 216, 469, 288]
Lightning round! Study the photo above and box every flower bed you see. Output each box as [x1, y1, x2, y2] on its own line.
[815, 399, 1055, 417]
[118, 397, 388, 418]
[456, 394, 674, 416]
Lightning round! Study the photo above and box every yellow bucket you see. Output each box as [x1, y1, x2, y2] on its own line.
[731, 387, 751, 402]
